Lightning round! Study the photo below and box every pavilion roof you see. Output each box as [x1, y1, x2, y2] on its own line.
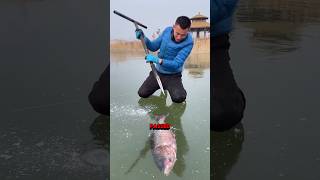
[191, 12, 208, 20]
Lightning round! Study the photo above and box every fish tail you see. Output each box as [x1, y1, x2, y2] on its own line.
[158, 115, 166, 124]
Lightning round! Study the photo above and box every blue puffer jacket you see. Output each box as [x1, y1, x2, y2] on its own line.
[144, 27, 193, 74]
[211, 0, 239, 37]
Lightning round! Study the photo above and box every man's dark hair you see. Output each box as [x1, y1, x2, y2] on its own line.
[175, 16, 191, 29]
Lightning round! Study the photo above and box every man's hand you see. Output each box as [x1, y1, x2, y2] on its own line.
[135, 29, 144, 39]
[145, 54, 161, 64]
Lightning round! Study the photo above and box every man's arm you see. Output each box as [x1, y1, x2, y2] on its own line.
[144, 33, 163, 52]
[160, 43, 193, 70]
[212, 0, 239, 24]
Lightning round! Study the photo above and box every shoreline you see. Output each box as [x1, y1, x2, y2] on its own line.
[110, 37, 210, 54]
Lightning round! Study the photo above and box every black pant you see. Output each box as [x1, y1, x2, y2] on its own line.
[138, 71, 187, 103]
[88, 65, 109, 115]
[211, 34, 246, 131]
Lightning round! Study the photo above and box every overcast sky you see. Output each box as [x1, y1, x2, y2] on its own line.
[110, 0, 210, 40]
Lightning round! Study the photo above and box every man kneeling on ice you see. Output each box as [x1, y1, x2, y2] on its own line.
[136, 16, 194, 103]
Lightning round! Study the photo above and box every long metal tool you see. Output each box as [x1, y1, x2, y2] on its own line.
[113, 10, 165, 94]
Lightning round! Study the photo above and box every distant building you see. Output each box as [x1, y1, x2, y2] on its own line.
[190, 12, 210, 38]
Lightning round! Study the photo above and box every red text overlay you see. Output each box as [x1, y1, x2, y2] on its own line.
[149, 123, 171, 130]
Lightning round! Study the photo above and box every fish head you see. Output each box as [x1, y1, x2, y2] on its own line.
[153, 145, 177, 176]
